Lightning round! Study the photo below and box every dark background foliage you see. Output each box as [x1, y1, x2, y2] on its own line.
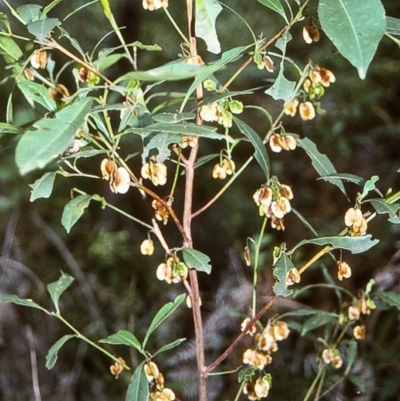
[1, 1, 400, 400]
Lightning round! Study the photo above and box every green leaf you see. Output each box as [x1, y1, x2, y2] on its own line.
[360, 175, 382, 199]
[195, 0, 222, 54]
[15, 97, 93, 175]
[27, 18, 61, 41]
[154, 338, 186, 357]
[99, 330, 142, 353]
[375, 291, 400, 311]
[116, 62, 207, 83]
[18, 81, 57, 112]
[137, 123, 223, 163]
[316, 173, 364, 185]
[152, 112, 196, 124]
[30, 171, 59, 201]
[273, 253, 294, 297]
[296, 136, 347, 198]
[265, 30, 295, 102]
[292, 235, 379, 254]
[46, 334, 76, 369]
[47, 272, 74, 313]
[0, 123, 24, 135]
[265, 72, 295, 102]
[301, 311, 339, 336]
[369, 199, 400, 224]
[142, 294, 185, 348]
[180, 45, 249, 112]
[0, 294, 48, 313]
[182, 248, 212, 274]
[257, 0, 288, 22]
[61, 195, 92, 233]
[343, 340, 358, 375]
[0, 35, 23, 63]
[386, 16, 400, 36]
[17, 4, 43, 23]
[318, 0, 386, 79]
[125, 362, 149, 401]
[234, 118, 269, 180]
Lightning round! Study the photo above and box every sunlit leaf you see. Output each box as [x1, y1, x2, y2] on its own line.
[61, 195, 92, 233]
[180, 45, 249, 112]
[195, 0, 222, 54]
[265, 71, 295, 102]
[316, 173, 364, 185]
[257, 0, 288, 22]
[182, 247, 212, 274]
[125, 362, 149, 401]
[142, 294, 186, 348]
[116, 62, 207, 83]
[318, 0, 386, 79]
[234, 118, 269, 180]
[154, 338, 186, 357]
[296, 137, 347, 198]
[360, 175, 382, 199]
[15, 98, 93, 175]
[292, 235, 379, 254]
[152, 112, 195, 124]
[0, 294, 48, 313]
[273, 253, 294, 297]
[99, 330, 142, 353]
[0, 35, 23, 63]
[30, 172, 59, 202]
[28, 18, 61, 41]
[47, 272, 74, 313]
[46, 334, 76, 369]
[369, 199, 400, 224]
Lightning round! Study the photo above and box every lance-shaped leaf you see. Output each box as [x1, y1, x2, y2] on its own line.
[296, 137, 347, 198]
[99, 330, 142, 354]
[182, 247, 212, 274]
[46, 334, 76, 369]
[15, 97, 93, 175]
[292, 235, 379, 254]
[125, 362, 149, 401]
[180, 45, 249, 112]
[369, 199, 400, 224]
[61, 195, 92, 233]
[318, 0, 386, 79]
[0, 294, 48, 313]
[47, 272, 74, 313]
[195, 0, 222, 54]
[273, 253, 294, 297]
[154, 338, 186, 357]
[234, 118, 269, 180]
[30, 171, 59, 201]
[0, 123, 24, 135]
[142, 294, 185, 348]
[301, 311, 339, 336]
[18, 81, 57, 112]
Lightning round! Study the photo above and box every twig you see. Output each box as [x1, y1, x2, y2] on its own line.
[204, 295, 277, 375]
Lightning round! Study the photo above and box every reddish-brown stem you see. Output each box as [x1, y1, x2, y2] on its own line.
[184, 1, 206, 400]
[204, 295, 277, 376]
[219, 26, 287, 93]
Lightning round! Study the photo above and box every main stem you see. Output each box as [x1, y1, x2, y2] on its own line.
[184, 1, 206, 400]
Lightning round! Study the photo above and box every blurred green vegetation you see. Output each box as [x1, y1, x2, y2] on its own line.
[1, 1, 400, 400]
